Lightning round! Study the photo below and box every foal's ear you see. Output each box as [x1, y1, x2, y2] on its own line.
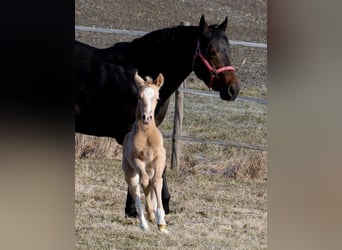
[134, 71, 145, 87]
[199, 14, 208, 33]
[218, 16, 228, 32]
[154, 73, 164, 88]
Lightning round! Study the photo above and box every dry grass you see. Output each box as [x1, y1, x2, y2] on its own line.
[75, 133, 122, 160]
[75, 159, 267, 249]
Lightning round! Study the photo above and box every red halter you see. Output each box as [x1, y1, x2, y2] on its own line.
[192, 40, 235, 89]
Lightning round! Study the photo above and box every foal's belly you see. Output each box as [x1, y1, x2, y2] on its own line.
[138, 147, 158, 164]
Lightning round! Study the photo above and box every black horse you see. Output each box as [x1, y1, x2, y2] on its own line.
[74, 15, 239, 217]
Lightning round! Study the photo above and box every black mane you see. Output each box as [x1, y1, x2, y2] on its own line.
[102, 25, 199, 72]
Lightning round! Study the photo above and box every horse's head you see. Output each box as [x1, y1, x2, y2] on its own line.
[134, 72, 164, 125]
[193, 15, 239, 101]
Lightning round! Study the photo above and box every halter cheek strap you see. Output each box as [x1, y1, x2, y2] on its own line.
[192, 40, 235, 89]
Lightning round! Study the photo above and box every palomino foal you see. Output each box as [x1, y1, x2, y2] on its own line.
[122, 72, 167, 232]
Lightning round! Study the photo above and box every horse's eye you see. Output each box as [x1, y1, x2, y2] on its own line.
[208, 49, 216, 57]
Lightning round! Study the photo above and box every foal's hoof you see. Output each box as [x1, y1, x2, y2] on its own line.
[148, 214, 155, 223]
[140, 222, 149, 231]
[158, 224, 168, 233]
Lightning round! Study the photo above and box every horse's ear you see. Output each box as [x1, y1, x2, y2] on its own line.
[199, 15, 208, 33]
[155, 73, 164, 88]
[218, 16, 228, 32]
[134, 72, 145, 87]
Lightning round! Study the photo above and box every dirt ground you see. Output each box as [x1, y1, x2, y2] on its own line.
[75, 0, 267, 249]
[75, 0, 266, 42]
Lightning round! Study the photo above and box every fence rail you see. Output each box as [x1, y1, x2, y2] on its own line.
[164, 134, 267, 151]
[75, 24, 267, 170]
[182, 88, 267, 105]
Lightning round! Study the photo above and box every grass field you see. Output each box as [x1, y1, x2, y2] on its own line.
[76, 159, 267, 249]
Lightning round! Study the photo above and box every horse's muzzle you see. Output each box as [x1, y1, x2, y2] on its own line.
[220, 84, 240, 101]
[142, 113, 153, 124]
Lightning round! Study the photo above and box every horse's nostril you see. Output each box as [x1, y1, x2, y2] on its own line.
[143, 115, 146, 120]
[228, 86, 235, 97]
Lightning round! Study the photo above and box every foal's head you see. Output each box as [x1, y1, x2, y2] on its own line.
[135, 72, 164, 125]
[193, 15, 240, 101]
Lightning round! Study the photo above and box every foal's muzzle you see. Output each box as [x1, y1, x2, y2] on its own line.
[142, 113, 153, 124]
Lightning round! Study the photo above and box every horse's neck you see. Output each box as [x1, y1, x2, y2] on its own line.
[128, 26, 199, 99]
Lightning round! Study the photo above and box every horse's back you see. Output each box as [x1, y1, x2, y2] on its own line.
[74, 40, 139, 143]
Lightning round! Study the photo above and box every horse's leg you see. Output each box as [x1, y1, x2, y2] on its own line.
[125, 190, 138, 218]
[130, 158, 151, 230]
[123, 144, 138, 218]
[143, 170, 155, 223]
[129, 182, 148, 230]
[124, 164, 148, 230]
[153, 157, 168, 233]
[156, 101, 171, 214]
[143, 181, 155, 223]
[150, 186, 157, 212]
[161, 167, 170, 214]
[124, 160, 148, 218]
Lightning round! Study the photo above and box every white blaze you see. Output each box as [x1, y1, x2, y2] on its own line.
[143, 87, 155, 113]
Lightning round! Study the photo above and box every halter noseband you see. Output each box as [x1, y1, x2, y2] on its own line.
[192, 40, 235, 89]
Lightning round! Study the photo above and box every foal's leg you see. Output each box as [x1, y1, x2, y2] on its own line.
[152, 157, 168, 233]
[126, 170, 148, 230]
[128, 180, 148, 231]
[131, 158, 152, 229]
[123, 159, 148, 230]
[124, 160, 150, 218]
[144, 170, 155, 223]
[143, 181, 155, 223]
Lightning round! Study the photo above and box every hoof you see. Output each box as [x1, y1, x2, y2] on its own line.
[147, 212, 155, 223]
[158, 224, 168, 233]
[148, 217, 155, 223]
[125, 210, 138, 218]
[140, 222, 149, 231]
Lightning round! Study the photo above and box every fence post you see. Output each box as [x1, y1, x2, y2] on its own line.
[171, 82, 184, 171]
[171, 21, 189, 171]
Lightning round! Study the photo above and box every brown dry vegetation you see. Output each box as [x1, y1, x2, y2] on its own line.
[75, 0, 267, 249]
[76, 159, 267, 249]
